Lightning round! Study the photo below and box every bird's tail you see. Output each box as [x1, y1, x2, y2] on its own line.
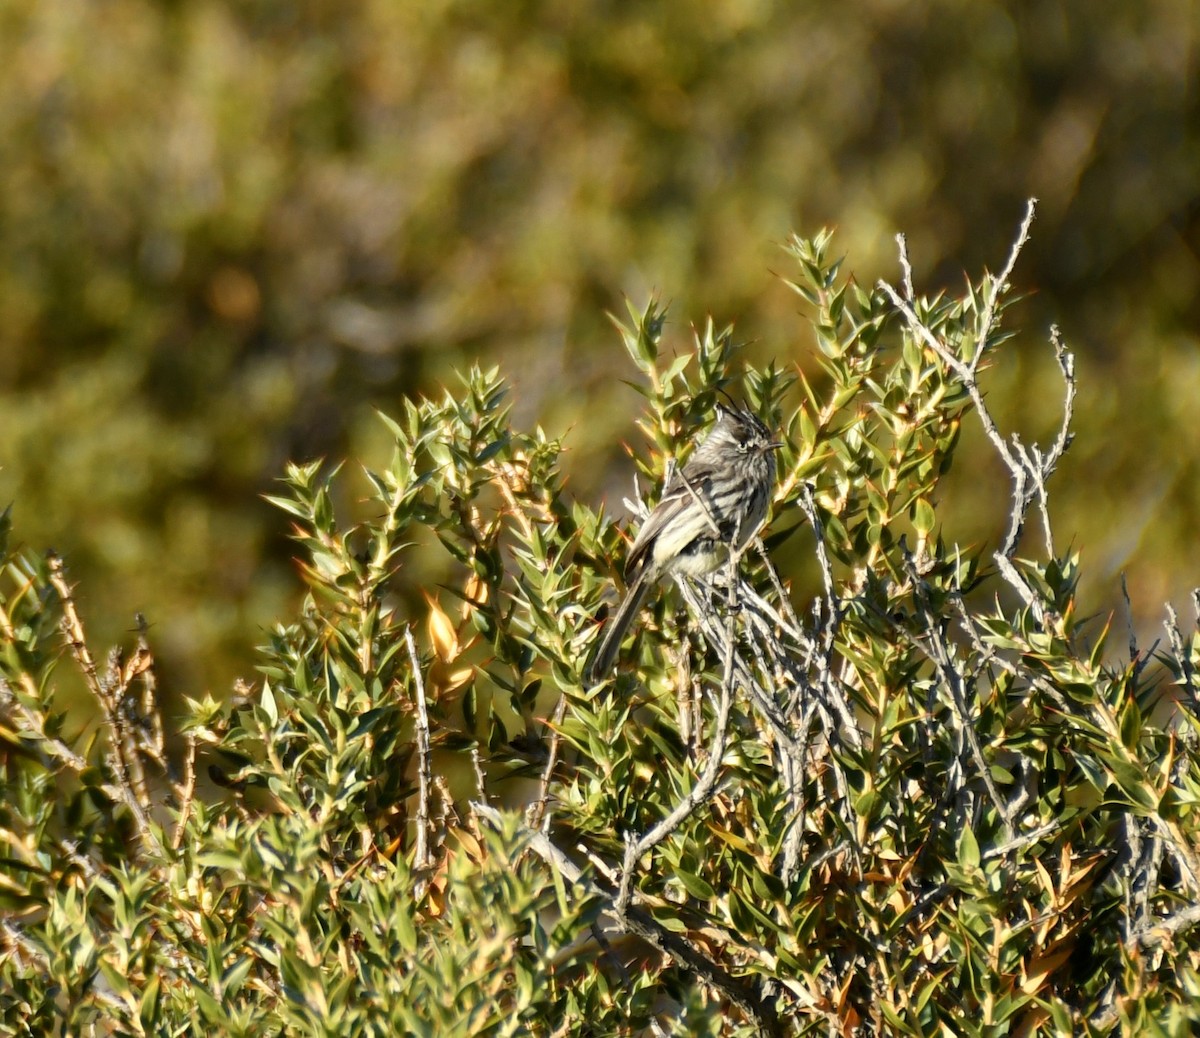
[587, 570, 651, 684]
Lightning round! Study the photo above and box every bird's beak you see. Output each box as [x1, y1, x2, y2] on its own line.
[767, 440, 784, 451]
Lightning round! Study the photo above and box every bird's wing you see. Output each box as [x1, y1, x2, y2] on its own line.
[623, 460, 722, 579]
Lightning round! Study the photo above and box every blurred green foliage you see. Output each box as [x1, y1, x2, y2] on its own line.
[0, 0, 1196, 690]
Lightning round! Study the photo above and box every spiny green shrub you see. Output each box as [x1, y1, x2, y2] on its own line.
[3, 204, 1200, 1035]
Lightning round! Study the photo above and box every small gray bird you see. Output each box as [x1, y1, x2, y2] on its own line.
[588, 405, 781, 682]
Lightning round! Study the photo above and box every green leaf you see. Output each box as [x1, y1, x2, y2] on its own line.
[259, 680, 278, 725]
[957, 824, 980, 870]
[911, 497, 936, 536]
[674, 868, 716, 901]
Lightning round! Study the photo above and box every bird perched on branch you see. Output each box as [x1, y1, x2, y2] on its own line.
[588, 405, 781, 682]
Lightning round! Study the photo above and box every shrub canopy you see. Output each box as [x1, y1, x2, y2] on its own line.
[3, 214, 1200, 1034]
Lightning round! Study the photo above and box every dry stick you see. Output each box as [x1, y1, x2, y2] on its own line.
[898, 546, 1016, 836]
[734, 598, 853, 817]
[134, 613, 166, 766]
[895, 231, 916, 302]
[1121, 574, 1140, 665]
[755, 537, 807, 645]
[743, 500, 857, 833]
[882, 207, 1079, 643]
[944, 592, 1043, 816]
[1035, 326, 1077, 550]
[741, 559, 827, 735]
[779, 750, 807, 886]
[615, 545, 740, 919]
[172, 733, 198, 850]
[470, 746, 488, 809]
[404, 626, 434, 873]
[53, 564, 144, 800]
[47, 553, 106, 698]
[906, 573, 1015, 840]
[46, 554, 162, 857]
[981, 818, 1073, 861]
[472, 802, 784, 1035]
[875, 285, 1029, 559]
[676, 656, 698, 751]
[970, 198, 1038, 374]
[105, 644, 151, 809]
[1128, 903, 1200, 952]
[798, 487, 862, 749]
[527, 693, 567, 832]
[675, 580, 799, 755]
[1120, 814, 1161, 949]
[1165, 601, 1197, 713]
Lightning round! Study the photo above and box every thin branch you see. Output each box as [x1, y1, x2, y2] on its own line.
[877, 279, 1022, 496]
[758, 537, 806, 643]
[972, 197, 1037, 373]
[1165, 602, 1198, 715]
[527, 693, 567, 832]
[895, 232, 915, 302]
[878, 204, 1078, 626]
[172, 732, 198, 851]
[47, 553, 106, 701]
[676, 580, 799, 752]
[616, 542, 741, 917]
[473, 802, 784, 1036]
[470, 746, 488, 808]
[982, 818, 1072, 861]
[798, 487, 862, 749]
[1128, 902, 1200, 952]
[902, 551, 1015, 840]
[134, 613, 166, 766]
[404, 626, 434, 873]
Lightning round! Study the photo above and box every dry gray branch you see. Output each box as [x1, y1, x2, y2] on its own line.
[472, 802, 789, 1036]
[404, 625, 434, 874]
[615, 540, 741, 918]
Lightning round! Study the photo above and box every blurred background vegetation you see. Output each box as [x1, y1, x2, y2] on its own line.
[0, 0, 1196, 693]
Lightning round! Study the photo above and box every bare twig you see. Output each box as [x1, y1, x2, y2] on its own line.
[878, 202, 1077, 628]
[754, 537, 808, 649]
[676, 581, 799, 752]
[798, 487, 862, 749]
[973, 198, 1038, 373]
[48, 553, 105, 700]
[134, 613, 166, 765]
[172, 732, 198, 850]
[895, 232, 915, 302]
[50, 556, 161, 851]
[1122, 575, 1139, 663]
[982, 818, 1072, 861]
[1166, 601, 1198, 714]
[472, 802, 784, 1035]
[404, 626, 434, 873]
[470, 746, 488, 806]
[902, 551, 1015, 840]
[527, 693, 567, 832]
[1128, 902, 1200, 951]
[616, 542, 741, 917]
